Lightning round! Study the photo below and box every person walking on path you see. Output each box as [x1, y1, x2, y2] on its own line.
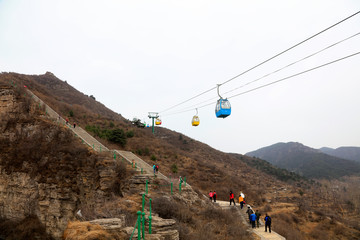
[255, 210, 261, 228]
[250, 212, 257, 228]
[73, 122, 76, 128]
[152, 164, 156, 174]
[246, 206, 254, 224]
[265, 213, 271, 233]
[209, 191, 213, 201]
[229, 191, 236, 206]
[213, 191, 217, 202]
[239, 194, 244, 209]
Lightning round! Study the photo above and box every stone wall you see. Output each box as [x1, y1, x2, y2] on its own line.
[0, 88, 118, 239]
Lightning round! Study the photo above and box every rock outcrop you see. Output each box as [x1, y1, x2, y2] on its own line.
[0, 87, 119, 239]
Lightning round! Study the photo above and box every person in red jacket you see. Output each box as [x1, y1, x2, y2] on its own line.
[229, 191, 236, 206]
[209, 191, 213, 201]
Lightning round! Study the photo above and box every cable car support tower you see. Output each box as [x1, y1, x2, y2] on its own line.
[148, 112, 159, 134]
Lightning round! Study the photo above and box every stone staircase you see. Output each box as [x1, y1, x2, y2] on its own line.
[28, 90, 109, 152]
[115, 150, 167, 180]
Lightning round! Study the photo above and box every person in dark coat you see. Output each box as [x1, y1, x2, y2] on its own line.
[246, 206, 254, 224]
[213, 191, 217, 202]
[255, 210, 261, 228]
[265, 213, 271, 233]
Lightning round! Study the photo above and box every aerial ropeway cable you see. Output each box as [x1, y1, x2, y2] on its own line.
[165, 31, 360, 114]
[158, 10, 360, 115]
[162, 50, 360, 117]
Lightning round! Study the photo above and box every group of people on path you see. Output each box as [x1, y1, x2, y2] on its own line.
[64, 117, 76, 128]
[245, 202, 271, 233]
[152, 164, 159, 174]
[226, 190, 272, 233]
[208, 191, 217, 202]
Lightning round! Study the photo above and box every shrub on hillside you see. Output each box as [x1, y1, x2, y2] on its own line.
[0, 215, 53, 240]
[85, 125, 128, 147]
[171, 164, 178, 173]
[108, 128, 127, 146]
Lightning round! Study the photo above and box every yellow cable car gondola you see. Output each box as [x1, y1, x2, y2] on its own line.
[192, 109, 200, 126]
[155, 118, 162, 125]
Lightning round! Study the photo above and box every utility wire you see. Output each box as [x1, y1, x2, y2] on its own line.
[162, 51, 360, 116]
[158, 10, 360, 114]
[163, 32, 360, 115]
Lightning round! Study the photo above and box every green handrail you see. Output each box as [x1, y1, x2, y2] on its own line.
[142, 212, 145, 239]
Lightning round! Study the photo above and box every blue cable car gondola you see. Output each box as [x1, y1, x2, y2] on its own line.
[215, 84, 231, 118]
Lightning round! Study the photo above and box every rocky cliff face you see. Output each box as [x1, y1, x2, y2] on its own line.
[0, 87, 118, 239]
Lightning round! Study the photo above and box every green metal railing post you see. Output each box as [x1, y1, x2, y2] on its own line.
[135, 163, 137, 169]
[148, 215, 152, 234]
[145, 180, 148, 195]
[100, 145, 102, 152]
[132, 162, 134, 168]
[113, 153, 116, 159]
[179, 182, 182, 194]
[151, 117, 155, 134]
[141, 168, 143, 174]
[137, 211, 141, 240]
[141, 212, 145, 239]
[171, 182, 173, 195]
[92, 144, 94, 149]
[142, 194, 145, 212]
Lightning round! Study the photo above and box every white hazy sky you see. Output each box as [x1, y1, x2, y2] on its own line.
[1, 0, 360, 154]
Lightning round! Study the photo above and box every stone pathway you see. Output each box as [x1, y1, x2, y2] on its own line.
[29, 90, 281, 240]
[27, 90, 109, 152]
[216, 200, 286, 240]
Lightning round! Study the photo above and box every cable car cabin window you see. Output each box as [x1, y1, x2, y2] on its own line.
[221, 100, 231, 109]
[215, 101, 221, 112]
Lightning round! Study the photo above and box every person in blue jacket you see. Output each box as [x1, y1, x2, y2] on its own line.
[250, 212, 257, 228]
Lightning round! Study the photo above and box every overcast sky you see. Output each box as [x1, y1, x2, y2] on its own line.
[1, 0, 360, 154]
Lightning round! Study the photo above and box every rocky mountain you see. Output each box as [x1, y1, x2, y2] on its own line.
[319, 146, 360, 163]
[246, 142, 360, 179]
[1, 72, 360, 240]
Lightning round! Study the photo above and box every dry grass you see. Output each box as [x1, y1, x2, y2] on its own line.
[63, 221, 127, 240]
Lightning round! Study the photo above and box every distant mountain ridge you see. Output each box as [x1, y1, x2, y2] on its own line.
[246, 142, 360, 179]
[319, 146, 360, 163]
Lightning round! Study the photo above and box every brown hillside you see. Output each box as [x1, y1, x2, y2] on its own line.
[1, 72, 359, 240]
